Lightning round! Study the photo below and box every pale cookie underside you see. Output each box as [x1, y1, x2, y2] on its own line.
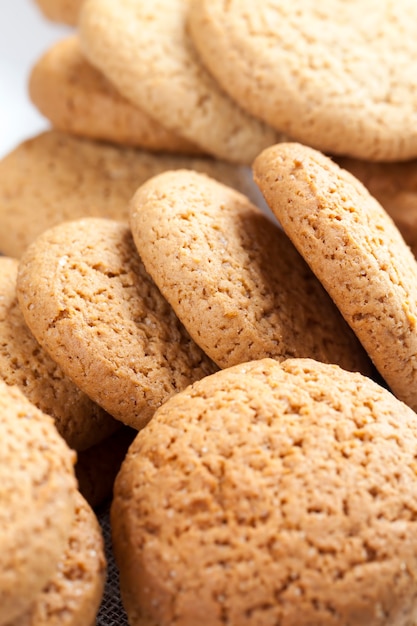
[0, 130, 257, 258]
[16, 218, 217, 430]
[112, 357, 417, 626]
[130, 169, 372, 375]
[188, 0, 417, 161]
[29, 36, 203, 154]
[79, 0, 282, 164]
[253, 142, 417, 412]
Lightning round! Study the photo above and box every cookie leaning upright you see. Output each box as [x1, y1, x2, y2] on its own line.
[253, 142, 417, 412]
[78, 0, 282, 164]
[189, 0, 417, 161]
[16, 218, 217, 430]
[0, 380, 77, 625]
[130, 169, 372, 374]
[336, 157, 417, 254]
[0, 257, 119, 451]
[112, 358, 417, 626]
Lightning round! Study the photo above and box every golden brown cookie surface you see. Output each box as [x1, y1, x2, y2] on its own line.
[337, 157, 417, 254]
[29, 37, 203, 154]
[254, 142, 417, 412]
[112, 357, 417, 626]
[0, 130, 257, 258]
[79, 0, 282, 164]
[189, 0, 417, 161]
[16, 218, 217, 430]
[130, 169, 372, 374]
[34, 0, 84, 25]
[8, 491, 106, 626]
[0, 381, 77, 625]
[0, 257, 118, 451]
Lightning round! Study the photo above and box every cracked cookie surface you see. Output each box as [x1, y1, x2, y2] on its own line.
[16, 218, 217, 430]
[112, 357, 417, 626]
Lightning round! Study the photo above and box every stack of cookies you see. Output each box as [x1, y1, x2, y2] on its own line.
[1, 0, 417, 624]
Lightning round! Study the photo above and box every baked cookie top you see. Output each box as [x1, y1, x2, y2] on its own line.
[112, 357, 417, 626]
[79, 0, 281, 164]
[9, 491, 106, 626]
[189, 0, 417, 161]
[34, 0, 84, 25]
[16, 218, 217, 430]
[0, 130, 257, 258]
[130, 169, 371, 374]
[337, 156, 417, 253]
[0, 257, 118, 451]
[29, 36, 203, 154]
[253, 142, 417, 412]
[0, 380, 77, 624]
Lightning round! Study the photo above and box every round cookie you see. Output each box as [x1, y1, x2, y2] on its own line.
[112, 357, 417, 626]
[16, 218, 217, 430]
[76, 426, 136, 508]
[34, 0, 84, 25]
[253, 142, 417, 413]
[29, 37, 203, 154]
[0, 130, 258, 258]
[8, 491, 106, 626]
[0, 257, 119, 451]
[130, 169, 372, 375]
[336, 157, 417, 254]
[188, 0, 417, 161]
[78, 0, 282, 164]
[0, 380, 77, 625]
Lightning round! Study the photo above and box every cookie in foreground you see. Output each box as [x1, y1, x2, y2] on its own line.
[254, 142, 417, 413]
[112, 357, 417, 625]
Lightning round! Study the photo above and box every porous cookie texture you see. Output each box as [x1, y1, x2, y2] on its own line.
[189, 0, 417, 161]
[0, 381, 77, 625]
[8, 492, 106, 626]
[16, 218, 217, 430]
[337, 157, 417, 254]
[112, 357, 417, 626]
[76, 426, 137, 508]
[34, 0, 84, 25]
[29, 37, 203, 154]
[0, 130, 257, 258]
[0, 257, 119, 451]
[253, 142, 417, 413]
[79, 0, 282, 164]
[130, 169, 372, 374]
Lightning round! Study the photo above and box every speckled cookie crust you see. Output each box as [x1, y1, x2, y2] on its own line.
[112, 357, 417, 626]
[0, 257, 118, 451]
[0, 381, 77, 625]
[29, 37, 203, 154]
[253, 142, 417, 412]
[34, 0, 84, 25]
[8, 491, 106, 626]
[337, 157, 417, 254]
[0, 130, 258, 258]
[16, 218, 217, 430]
[79, 0, 282, 164]
[130, 169, 372, 374]
[188, 0, 417, 161]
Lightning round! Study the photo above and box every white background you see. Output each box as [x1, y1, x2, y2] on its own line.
[0, 0, 71, 158]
